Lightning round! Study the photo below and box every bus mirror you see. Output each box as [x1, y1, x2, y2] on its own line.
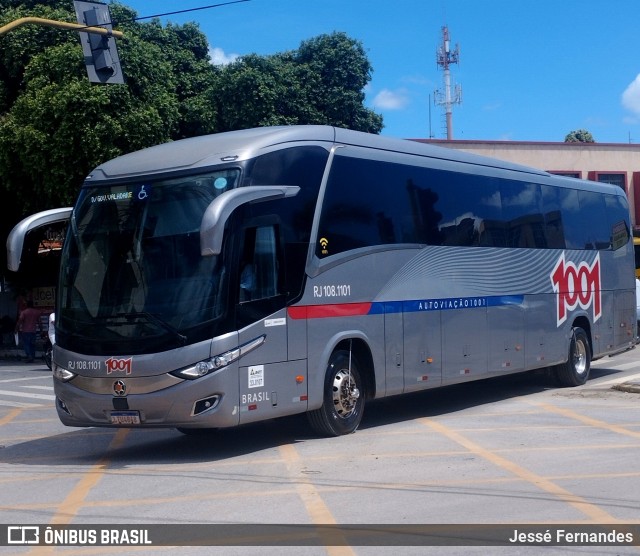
[7, 207, 73, 272]
[200, 186, 299, 256]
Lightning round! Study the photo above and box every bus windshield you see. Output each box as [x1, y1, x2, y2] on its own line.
[58, 170, 240, 354]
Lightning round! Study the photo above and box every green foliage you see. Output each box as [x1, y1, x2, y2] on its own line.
[0, 39, 180, 210]
[0, 3, 382, 230]
[214, 32, 383, 133]
[564, 129, 595, 143]
[0, 3, 77, 111]
[0, 1, 71, 9]
[0, 1, 210, 219]
[295, 32, 379, 130]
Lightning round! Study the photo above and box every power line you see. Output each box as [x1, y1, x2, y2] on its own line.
[130, 0, 251, 23]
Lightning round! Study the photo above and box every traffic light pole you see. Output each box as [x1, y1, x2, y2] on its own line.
[0, 16, 123, 38]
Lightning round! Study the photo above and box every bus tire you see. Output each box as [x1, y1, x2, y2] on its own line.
[308, 350, 365, 436]
[555, 327, 591, 387]
[43, 345, 52, 370]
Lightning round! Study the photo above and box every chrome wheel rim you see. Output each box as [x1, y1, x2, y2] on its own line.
[332, 369, 360, 418]
[573, 338, 587, 376]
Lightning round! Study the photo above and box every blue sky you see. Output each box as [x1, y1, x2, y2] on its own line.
[121, 0, 640, 144]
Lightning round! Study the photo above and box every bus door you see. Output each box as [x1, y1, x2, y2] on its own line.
[234, 222, 307, 424]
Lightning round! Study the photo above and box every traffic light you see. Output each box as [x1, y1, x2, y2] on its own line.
[74, 1, 124, 84]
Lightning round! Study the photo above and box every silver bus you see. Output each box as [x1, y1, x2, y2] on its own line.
[7, 126, 636, 436]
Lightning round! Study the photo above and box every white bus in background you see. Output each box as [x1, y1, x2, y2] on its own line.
[7, 126, 636, 436]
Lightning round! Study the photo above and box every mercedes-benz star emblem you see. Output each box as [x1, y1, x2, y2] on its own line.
[113, 380, 126, 396]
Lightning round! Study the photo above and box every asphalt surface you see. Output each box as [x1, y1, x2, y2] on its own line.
[0, 347, 639, 555]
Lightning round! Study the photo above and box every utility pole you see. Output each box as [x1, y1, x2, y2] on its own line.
[434, 25, 462, 140]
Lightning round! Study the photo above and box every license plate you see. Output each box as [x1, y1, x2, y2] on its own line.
[110, 411, 141, 425]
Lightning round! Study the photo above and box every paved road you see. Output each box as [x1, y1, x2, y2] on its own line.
[0, 349, 639, 555]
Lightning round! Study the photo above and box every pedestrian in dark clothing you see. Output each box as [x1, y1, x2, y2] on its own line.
[15, 300, 41, 363]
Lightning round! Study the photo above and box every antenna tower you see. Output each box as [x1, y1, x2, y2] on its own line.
[434, 25, 462, 140]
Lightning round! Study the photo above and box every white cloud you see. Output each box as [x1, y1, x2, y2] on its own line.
[208, 47, 240, 66]
[622, 74, 640, 116]
[372, 89, 410, 110]
[482, 102, 502, 112]
[401, 74, 431, 87]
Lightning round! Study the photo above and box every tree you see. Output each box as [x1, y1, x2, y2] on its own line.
[564, 129, 595, 143]
[214, 32, 383, 133]
[0, 1, 216, 222]
[294, 32, 382, 133]
[135, 19, 217, 139]
[0, 2, 77, 113]
[0, 3, 383, 234]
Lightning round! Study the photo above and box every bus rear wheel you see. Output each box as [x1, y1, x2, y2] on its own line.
[555, 326, 591, 386]
[308, 350, 365, 436]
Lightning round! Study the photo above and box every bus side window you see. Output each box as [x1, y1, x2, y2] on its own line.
[239, 225, 281, 302]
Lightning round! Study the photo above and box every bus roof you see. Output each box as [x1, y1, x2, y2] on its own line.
[83, 125, 565, 184]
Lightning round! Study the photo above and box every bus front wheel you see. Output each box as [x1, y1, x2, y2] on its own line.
[555, 327, 591, 387]
[308, 350, 365, 436]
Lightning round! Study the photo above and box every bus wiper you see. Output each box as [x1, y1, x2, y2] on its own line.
[115, 311, 187, 346]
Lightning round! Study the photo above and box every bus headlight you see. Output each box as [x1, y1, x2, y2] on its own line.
[172, 349, 241, 380]
[170, 335, 266, 380]
[53, 364, 76, 382]
[173, 360, 218, 380]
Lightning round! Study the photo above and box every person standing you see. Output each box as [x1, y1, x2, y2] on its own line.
[15, 300, 41, 363]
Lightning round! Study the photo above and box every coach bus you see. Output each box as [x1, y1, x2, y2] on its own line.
[7, 126, 636, 436]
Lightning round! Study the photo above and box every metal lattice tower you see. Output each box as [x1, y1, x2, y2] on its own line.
[434, 25, 462, 140]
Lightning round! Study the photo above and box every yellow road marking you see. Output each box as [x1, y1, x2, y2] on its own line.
[529, 401, 640, 440]
[50, 428, 129, 525]
[419, 417, 618, 523]
[26, 429, 130, 555]
[278, 443, 356, 556]
[0, 408, 22, 426]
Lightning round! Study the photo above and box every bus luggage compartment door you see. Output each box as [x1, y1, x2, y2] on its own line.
[384, 308, 404, 396]
[402, 309, 442, 392]
[614, 288, 636, 348]
[442, 306, 488, 385]
[488, 302, 525, 375]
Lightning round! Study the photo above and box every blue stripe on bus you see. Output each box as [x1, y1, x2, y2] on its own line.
[368, 295, 524, 315]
